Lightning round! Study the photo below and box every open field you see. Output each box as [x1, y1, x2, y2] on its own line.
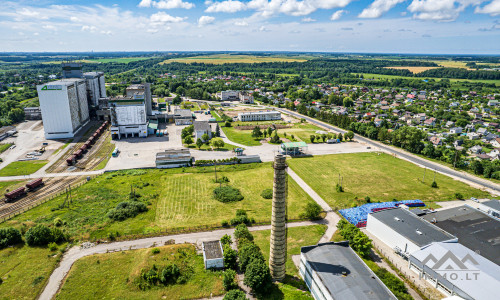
[287, 152, 490, 210]
[356, 73, 500, 86]
[0, 243, 66, 300]
[0, 180, 26, 195]
[384, 66, 440, 73]
[432, 60, 471, 69]
[56, 244, 224, 300]
[1, 164, 315, 239]
[161, 54, 309, 65]
[0, 143, 13, 154]
[43, 57, 153, 64]
[0, 160, 48, 176]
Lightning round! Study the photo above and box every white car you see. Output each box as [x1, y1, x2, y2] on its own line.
[471, 197, 478, 202]
[9, 145, 16, 150]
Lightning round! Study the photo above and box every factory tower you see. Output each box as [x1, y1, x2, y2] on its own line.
[269, 154, 288, 281]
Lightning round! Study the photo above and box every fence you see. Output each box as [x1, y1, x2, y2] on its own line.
[0, 176, 96, 223]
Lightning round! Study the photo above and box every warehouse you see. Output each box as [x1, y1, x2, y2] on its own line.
[421, 205, 500, 265]
[476, 199, 500, 219]
[173, 109, 194, 125]
[366, 208, 457, 258]
[36, 79, 90, 139]
[109, 96, 147, 139]
[24, 107, 41, 120]
[237, 111, 281, 122]
[299, 242, 397, 300]
[409, 242, 500, 299]
[155, 149, 192, 168]
[126, 83, 152, 115]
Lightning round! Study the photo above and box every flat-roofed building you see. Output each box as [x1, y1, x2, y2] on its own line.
[299, 242, 397, 300]
[366, 208, 457, 258]
[24, 107, 42, 120]
[127, 83, 152, 116]
[202, 240, 224, 269]
[476, 200, 500, 219]
[421, 205, 500, 266]
[238, 111, 281, 122]
[155, 149, 192, 169]
[409, 242, 500, 299]
[109, 96, 147, 139]
[217, 90, 239, 101]
[239, 92, 254, 104]
[173, 109, 193, 125]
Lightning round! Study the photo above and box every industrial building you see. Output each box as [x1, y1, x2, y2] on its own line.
[109, 96, 147, 139]
[155, 149, 192, 168]
[83, 72, 106, 106]
[239, 92, 254, 104]
[23, 107, 42, 120]
[173, 109, 194, 125]
[202, 240, 224, 269]
[216, 90, 239, 101]
[476, 199, 500, 219]
[421, 205, 500, 265]
[193, 121, 212, 141]
[238, 111, 281, 122]
[299, 242, 397, 300]
[409, 242, 500, 299]
[366, 208, 457, 258]
[36, 79, 90, 139]
[126, 83, 152, 116]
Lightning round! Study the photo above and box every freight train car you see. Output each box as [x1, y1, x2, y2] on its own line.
[26, 178, 44, 191]
[5, 187, 27, 202]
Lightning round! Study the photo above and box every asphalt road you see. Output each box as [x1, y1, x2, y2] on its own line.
[276, 108, 500, 195]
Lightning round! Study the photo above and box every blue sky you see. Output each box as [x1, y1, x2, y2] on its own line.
[0, 0, 499, 54]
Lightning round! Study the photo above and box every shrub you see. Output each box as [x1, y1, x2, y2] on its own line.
[238, 243, 264, 272]
[48, 242, 58, 251]
[107, 201, 148, 221]
[223, 269, 238, 291]
[300, 202, 322, 220]
[244, 258, 272, 293]
[431, 181, 438, 188]
[231, 210, 251, 225]
[221, 220, 229, 227]
[269, 133, 281, 144]
[223, 245, 238, 270]
[215, 175, 230, 184]
[151, 248, 160, 254]
[365, 196, 371, 203]
[214, 186, 244, 203]
[221, 234, 232, 246]
[223, 289, 247, 300]
[374, 268, 411, 299]
[25, 224, 53, 246]
[234, 224, 253, 242]
[454, 192, 464, 200]
[51, 227, 66, 243]
[336, 184, 343, 192]
[53, 217, 63, 227]
[260, 189, 273, 199]
[0, 227, 23, 249]
[159, 264, 181, 284]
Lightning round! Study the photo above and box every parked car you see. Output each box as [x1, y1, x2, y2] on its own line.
[471, 197, 479, 202]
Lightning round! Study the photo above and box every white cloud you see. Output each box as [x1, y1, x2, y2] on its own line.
[234, 20, 249, 26]
[70, 16, 81, 22]
[147, 28, 159, 33]
[302, 17, 316, 22]
[42, 25, 57, 30]
[198, 15, 215, 26]
[247, 0, 354, 17]
[358, 0, 405, 18]
[138, 0, 195, 9]
[259, 25, 270, 31]
[81, 25, 98, 32]
[205, 0, 247, 13]
[408, 0, 481, 21]
[150, 12, 187, 24]
[100, 30, 113, 35]
[475, 0, 500, 16]
[330, 9, 345, 20]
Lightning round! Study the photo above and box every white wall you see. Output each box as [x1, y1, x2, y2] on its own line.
[37, 83, 77, 139]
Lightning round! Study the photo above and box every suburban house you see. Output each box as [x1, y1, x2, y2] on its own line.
[194, 121, 212, 141]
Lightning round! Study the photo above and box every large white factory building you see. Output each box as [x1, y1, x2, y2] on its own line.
[109, 95, 148, 139]
[36, 79, 90, 139]
[83, 72, 106, 106]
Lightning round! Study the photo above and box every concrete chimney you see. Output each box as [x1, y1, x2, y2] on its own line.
[269, 154, 287, 281]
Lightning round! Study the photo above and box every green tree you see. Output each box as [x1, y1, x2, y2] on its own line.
[252, 126, 262, 138]
[309, 135, 316, 143]
[196, 138, 203, 149]
[221, 234, 232, 246]
[223, 269, 238, 291]
[337, 133, 343, 142]
[25, 224, 53, 246]
[223, 289, 247, 300]
[345, 131, 354, 140]
[215, 125, 221, 137]
[343, 97, 354, 107]
[202, 133, 210, 144]
[300, 202, 322, 219]
[211, 138, 225, 149]
[173, 95, 182, 104]
[471, 160, 484, 175]
[244, 259, 272, 293]
[0, 227, 23, 249]
[7, 108, 24, 123]
[184, 136, 193, 146]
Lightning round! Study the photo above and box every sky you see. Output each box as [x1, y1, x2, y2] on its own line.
[0, 0, 499, 54]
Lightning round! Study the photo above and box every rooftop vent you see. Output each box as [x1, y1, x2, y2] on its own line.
[342, 271, 347, 276]
[394, 217, 401, 221]
[416, 229, 423, 235]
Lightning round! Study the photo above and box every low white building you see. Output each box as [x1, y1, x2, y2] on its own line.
[476, 199, 500, 219]
[202, 240, 224, 269]
[193, 121, 212, 141]
[217, 90, 239, 101]
[173, 109, 194, 125]
[237, 111, 281, 122]
[155, 149, 192, 169]
[239, 92, 254, 104]
[366, 208, 457, 258]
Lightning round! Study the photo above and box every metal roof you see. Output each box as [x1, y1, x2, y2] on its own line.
[203, 241, 223, 260]
[370, 208, 456, 247]
[193, 121, 211, 132]
[410, 242, 500, 300]
[281, 141, 308, 149]
[421, 205, 500, 265]
[301, 242, 397, 300]
[482, 200, 500, 212]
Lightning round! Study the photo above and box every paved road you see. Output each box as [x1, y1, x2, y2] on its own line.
[277, 108, 500, 195]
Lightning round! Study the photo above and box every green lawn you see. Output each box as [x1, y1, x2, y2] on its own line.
[288, 152, 490, 210]
[0, 180, 26, 195]
[1, 164, 316, 240]
[221, 125, 263, 146]
[0, 143, 13, 154]
[56, 244, 224, 300]
[0, 160, 48, 176]
[185, 141, 242, 151]
[0, 244, 66, 300]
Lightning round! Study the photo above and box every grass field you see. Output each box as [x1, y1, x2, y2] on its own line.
[0, 180, 26, 195]
[221, 125, 263, 146]
[0, 160, 48, 176]
[287, 152, 490, 210]
[1, 164, 315, 240]
[0, 243, 66, 300]
[93, 135, 115, 170]
[184, 141, 241, 151]
[56, 244, 224, 300]
[0, 143, 13, 154]
[432, 60, 471, 69]
[161, 54, 308, 65]
[356, 73, 500, 86]
[384, 66, 439, 73]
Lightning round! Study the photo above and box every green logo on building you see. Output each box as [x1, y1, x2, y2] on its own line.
[41, 85, 62, 91]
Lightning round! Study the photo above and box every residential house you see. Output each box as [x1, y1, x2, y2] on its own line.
[430, 136, 442, 146]
[491, 138, 500, 148]
[193, 121, 212, 141]
[467, 132, 480, 140]
[423, 118, 436, 127]
[469, 145, 483, 154]
[449, 127, 462, 134]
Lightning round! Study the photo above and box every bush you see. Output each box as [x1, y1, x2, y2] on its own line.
[107, 201, 148, 221]
[223, 289, 247, 300]
[234, 224, 253, 242]
[151, 248, 160, 254]
[300, 202, 322, 220]
[48, 242, 58, 251]
[365, 196, 371, 203]
[0, 227, 23, 249]
[53, 217, 63, 227]
[51, 227, 66, 243]
[238, 243, 264, 272]
[260, 189, 273, 199]
[214, 186, 244, 203]
[244, 258, 272, 293]
[221, 234, 232, 246]
[223, 246, 238, 270]
[336, 184, 343, 192]
[25, 224, 53, 246]
[223, 269, 238, 291]
[454, 192, 464, 200]
[231, 210, 251, 225]
[221, 220, 229, 227]
[374, 268, 411, 299]
[431, 181, 438, 188]
[215, 175, 230, 184]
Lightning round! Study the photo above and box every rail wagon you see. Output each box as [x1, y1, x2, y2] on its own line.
[92, 132, 99, 139]
[66, 154, 77, 165]
[5, 187, 27, 202]
[26, 178, 44, 190]
[74, 149, 83, 158]
[84, 141, 92, 149]
[88, 136, 95, 144]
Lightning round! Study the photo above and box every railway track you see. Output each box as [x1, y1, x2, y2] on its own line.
[74, 130, 112, 171]
[0, 175, 84, 220]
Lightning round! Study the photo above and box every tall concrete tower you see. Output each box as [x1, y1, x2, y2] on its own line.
[269, 154, 288, 281]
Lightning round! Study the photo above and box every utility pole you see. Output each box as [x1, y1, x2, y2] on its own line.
[422, 168, 426, 182]
[214, 161, 217, 182]
[453, 150, 459, 169]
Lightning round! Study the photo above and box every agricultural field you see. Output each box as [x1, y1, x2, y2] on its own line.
[356, 73, 500, 87]
[431, 60, 471, 69]
[56, 244, 224, 300]
[0, 243, 66, 300]
[0, 160, 48, 177]
[288, 152, 490, 210]
[43, 57, 153, 64]
[1, 164, 316, 240]
[161, 54, 309, 65]
[384, 66, 439, 73]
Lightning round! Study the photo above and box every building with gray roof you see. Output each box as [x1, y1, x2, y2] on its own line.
[299, 242, 397, 300]
[202, 240, 224, 269]
[477, 200, 500, 219]
[366, 208, 457, 258]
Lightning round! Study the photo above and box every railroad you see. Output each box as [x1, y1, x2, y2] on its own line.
[66, 121, 108, 167]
